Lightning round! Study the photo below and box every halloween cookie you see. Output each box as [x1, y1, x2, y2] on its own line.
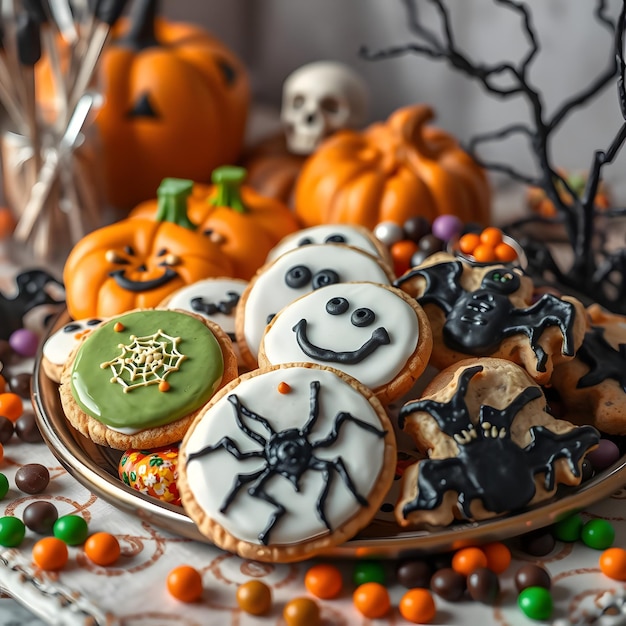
[396, 358, 599, 528]
[42, 317, 105, 383]
[265, 223, 392, 267]
[235, 243, 394, 370]
[178, 363, 397, 563]
[159, 277, 248, 368]
[59, 309, 238, 450]
[550, 304, 626, 435]
[394, 252, 586, 385]
[258, 282, 432, 404]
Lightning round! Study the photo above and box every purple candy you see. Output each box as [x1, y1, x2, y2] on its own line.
[586, 439, 620, 471]
[8, 328, 39, 358]
[432, 214, 463, 242]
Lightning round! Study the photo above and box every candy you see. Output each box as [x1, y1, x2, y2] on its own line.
[32, 537, 68, 571]
[7, 372, 32, 399]
[353, 560, 386, 586]
[514, 564, 551, 592]
[166, 565, 203, 602]
[84, 532, 121, 566]
[482, 542, 511, 574]
[236, 580, 272, 616]
[581, 519, 615, 550]
[15, 411, 43, 443]
[353, 582, 391, 619]
[391, 239, 419, 276]
[15, 463, 50, 494]
[0, 392, 23, 422]
[467, 567, 500, 604]
[479, 226, 503, 247]
[304, 563, 343, 599]
[54, 515, 89, 545]
[430, 567, 466, 602]
[0, 416, 14, 443]
[586, 439, 620, 471]
[374, 221, 404, 247]
[399, 588, 436, 624]
[23, 501, 58, 534]
[518, 586, 553, 621]
[599, 547, 626, 581]
[396, 559, 432, 589]
[8, 328, 39, 357]
[520, 528, 555, 556]
[451, 547, 488, 576]
[0, 516, 25, 547]
[432, 214, 463, 241]
[283, 597, 320, 626]
[0, 473, 8, 500]
[553, 513, 583, 542]
[403, 217, 431, 242]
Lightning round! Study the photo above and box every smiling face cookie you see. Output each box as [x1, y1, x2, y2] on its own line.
[235, 244, 394, 369]
[258, 282, 432, 404]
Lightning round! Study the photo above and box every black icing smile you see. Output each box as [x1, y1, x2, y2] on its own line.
[292, 318, 390, 364]
[108, 268, 178, 292]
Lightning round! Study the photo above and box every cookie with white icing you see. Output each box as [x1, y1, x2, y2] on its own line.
[266, 224, 392, 267]
[178, 363, 397, 563]
[42, 317, 105, 383]
[159, 277, 248, 369]
[236, 243, 394, 370]
[258, 282, 432, 404]
[59, 308, 238, 450]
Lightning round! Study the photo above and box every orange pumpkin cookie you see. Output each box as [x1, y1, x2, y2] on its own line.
[394, 252, 586, 385]
[59, 309, 237, 450]
[396, 358, 599, 528]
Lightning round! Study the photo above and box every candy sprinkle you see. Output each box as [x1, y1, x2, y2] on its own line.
[278, 381, 291, 394]
[113, 322, 125, 332]
[158, 380, 170, 392]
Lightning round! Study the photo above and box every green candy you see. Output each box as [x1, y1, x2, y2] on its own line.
[353, 560, 386, 586]
[581, 519, 615, 550]
[518, 586, 553, 621]
[0, 473, 9, 500]
[53, 515, 88, 546]
[553, 513, 583, 542]
[0, 516, 25, 547]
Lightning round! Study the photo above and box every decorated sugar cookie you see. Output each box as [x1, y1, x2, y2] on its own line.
[59, 309, 238, 450]
[42, 317, 105, 383]
[258, 282, 432, 404]
[265, 224, 392, 266]
[236, 243, 394, 370]
[396, 358, 599, 529]
[178, 364, 397, 563]
[159, 277, 248, 368]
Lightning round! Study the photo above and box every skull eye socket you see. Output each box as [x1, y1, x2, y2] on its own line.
[351, 307, 375, 327]
[292, 95, 305, 109]
[312, 269, 339, 290]
[320, 96, 340, 115]
[297, 237, 314, 247]
[326, 297, 349, 315]
[324, 234, 346, 244]
[285, 265, 312, 289]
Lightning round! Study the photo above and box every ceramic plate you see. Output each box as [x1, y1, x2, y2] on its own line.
[32, 313, 626, 558]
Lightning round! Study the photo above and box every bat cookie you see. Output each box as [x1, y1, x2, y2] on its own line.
[394, 252, 586, 384]
[59, 308, 238, 450]
[178, 363, 397, 563]
[258, 281, 432, 404]
[396, 358, 599, 528]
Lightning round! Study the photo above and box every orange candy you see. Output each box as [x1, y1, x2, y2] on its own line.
[599, 547, 626, 581]
[471, 243, 497, 263]
[458, 232, 480, 255]
[452, 547, 488, 576]
[391, 239, 419, 276]
[32, 537, 69, 571]
[353, 582, 391, 619]
[166, 565, 203, 602]
[399, 588, 436, 624]
[494, 242, 518, 263]
[0, 375, 6, 394]
[84, 532, 121, 566]
[0, 207, 15, 240]
[283, 597, 321, 626]
[0, 393, 23, 423]
[304, 563, 343, 599]
[482, 542, 511, 574]
[236, 580, 272, 616]
[479, 226, 503, 248]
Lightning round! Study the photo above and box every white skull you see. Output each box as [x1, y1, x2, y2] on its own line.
[281, 61, 368, 155]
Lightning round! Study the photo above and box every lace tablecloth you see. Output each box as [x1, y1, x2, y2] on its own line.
[1, 249, 626, 626]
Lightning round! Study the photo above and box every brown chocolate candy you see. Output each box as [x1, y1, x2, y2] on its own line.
[0, 416, 14, 444]
[15, 464, 50, 494]
[15, 411, 43, 444]
[396, 559, 432, 589]
[467, 567, 500, 604]
[430, 567, 466, 602]
[23, 501, 58, 534]
[514, 564, 551, 592]
[7, 372, 32, 399]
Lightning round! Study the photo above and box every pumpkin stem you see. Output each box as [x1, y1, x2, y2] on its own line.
[209, 166, 248, 213]
[391, 104, 440, 159]
[156, 178, 197, 230]
[117, 0, 159, 50]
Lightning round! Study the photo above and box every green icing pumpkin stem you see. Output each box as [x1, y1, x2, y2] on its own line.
[209, 165, 248, 214]
[156, 178, 197, 230]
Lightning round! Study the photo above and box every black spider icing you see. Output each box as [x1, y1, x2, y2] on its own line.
[399, 365, 599, 520]
[187, 380, 388, 545]
[575, 326, 626, 393]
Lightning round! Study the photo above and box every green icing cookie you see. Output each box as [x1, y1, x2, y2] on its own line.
[70, 310, 224, 431]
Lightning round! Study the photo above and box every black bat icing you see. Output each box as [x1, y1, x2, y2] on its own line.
[190, 291, 240, 317]
[395, 261, 578, 372]
[575, 325, 626, 393]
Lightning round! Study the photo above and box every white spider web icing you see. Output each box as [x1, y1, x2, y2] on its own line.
[100, 329, 186, 393]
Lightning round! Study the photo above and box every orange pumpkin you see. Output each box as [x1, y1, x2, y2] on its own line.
[94, 0, 250, 210]
[132, 167, 301, 280]
[294, 104, 491, 229]
[64, 179, 234, 319]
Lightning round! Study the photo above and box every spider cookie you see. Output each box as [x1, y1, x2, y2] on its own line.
[235, 243, 394, 370]
[59, 309, 238, 450]
[178, 363, 397, 563]
[550, 304, 626, 435]
[396, 358, 599, 529]
[394, 252, 586, 384]
[258, 282, 432, 404]
[42, 317, 105, 383]
[265, 224, 392, 267]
